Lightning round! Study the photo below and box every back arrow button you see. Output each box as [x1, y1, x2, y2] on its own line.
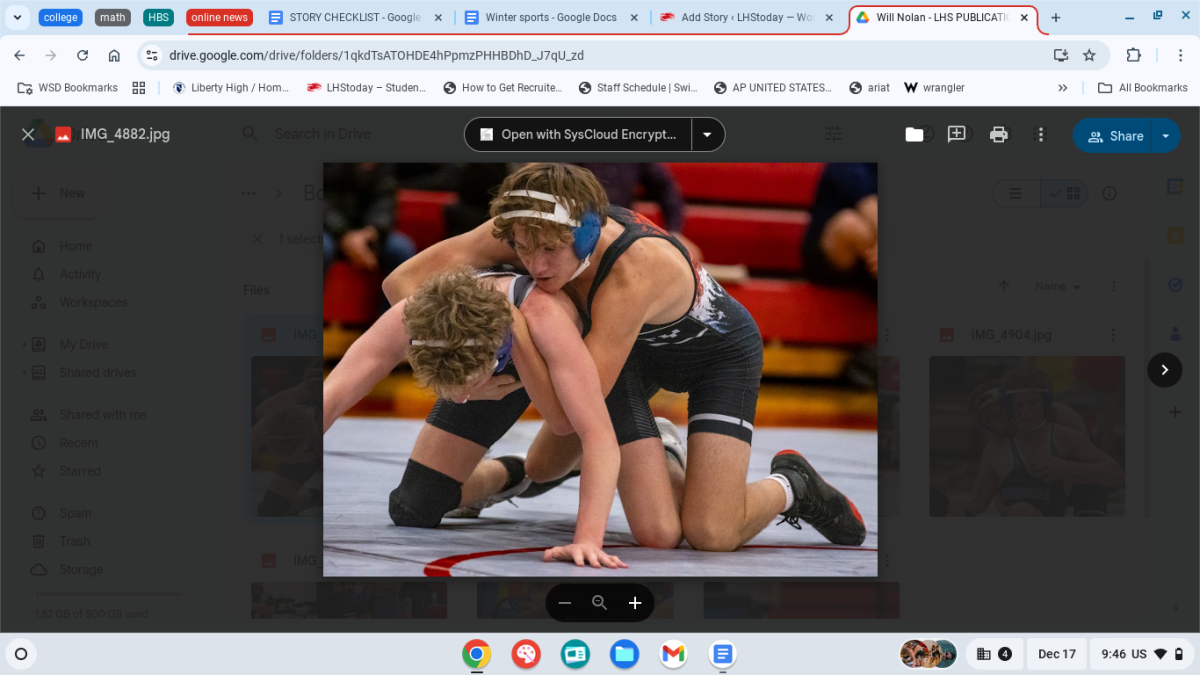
[14, 50, 24, 61]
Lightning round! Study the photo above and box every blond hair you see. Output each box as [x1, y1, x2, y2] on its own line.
[1002, 366, 1052, 393]
[489, 163, 609, 252]
[404, 267, 513, 398]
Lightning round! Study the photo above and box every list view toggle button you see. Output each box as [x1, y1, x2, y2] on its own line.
[1073, 118, 1180, 153]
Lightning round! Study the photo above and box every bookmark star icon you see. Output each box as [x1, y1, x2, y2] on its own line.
[1083, 49, 1096, 61]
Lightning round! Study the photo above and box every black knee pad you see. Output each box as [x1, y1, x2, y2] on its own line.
[258, 491, 291, 517]
[389, 460, 463, 528]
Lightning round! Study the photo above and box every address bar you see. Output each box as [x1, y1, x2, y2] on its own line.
[139, 40, 1112, 70]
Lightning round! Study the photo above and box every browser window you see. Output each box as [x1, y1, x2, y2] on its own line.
[1, 1, 1197, 672]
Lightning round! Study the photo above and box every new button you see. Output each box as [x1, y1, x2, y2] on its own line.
[1073, 118, 1181, 153]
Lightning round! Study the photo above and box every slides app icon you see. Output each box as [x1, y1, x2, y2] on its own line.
[610, 640, 640, 669]
[660, 640, 687, 669]
[463, 639, 492, 669]
[561, 640, 590, 669]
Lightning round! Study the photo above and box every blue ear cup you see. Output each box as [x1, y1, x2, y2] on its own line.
[493, 329, 515, 374]
[572, 210, 603, 260]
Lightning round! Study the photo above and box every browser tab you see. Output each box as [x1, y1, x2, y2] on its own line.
[849, 6, 1048, 35]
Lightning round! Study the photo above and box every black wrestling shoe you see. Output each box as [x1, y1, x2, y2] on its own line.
[771, 450, 867, 546]
[518, 470, 582, 499]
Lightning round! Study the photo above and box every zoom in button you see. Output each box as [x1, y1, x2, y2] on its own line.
[546, 584, 655, 622]
[1148, 352, 1182, 388]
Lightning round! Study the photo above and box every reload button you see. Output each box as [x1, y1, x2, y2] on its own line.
[185, 8, 252, 26]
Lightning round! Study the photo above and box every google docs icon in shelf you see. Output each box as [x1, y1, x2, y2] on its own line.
[465, 10, 480, 24]
[269, 10, 282, 24]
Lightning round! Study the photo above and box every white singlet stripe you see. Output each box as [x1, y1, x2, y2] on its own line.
[688, 413, 754, 431]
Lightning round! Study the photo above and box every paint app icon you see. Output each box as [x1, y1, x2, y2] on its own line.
[512, 640, 540, 669]
[463, 639, 492, 669]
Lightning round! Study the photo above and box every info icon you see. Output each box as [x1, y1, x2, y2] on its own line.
[709, 640, 737, 668]
[512, 639, 541, 669]
[561, 640, 590, 669]
[462, 639, 492, 669]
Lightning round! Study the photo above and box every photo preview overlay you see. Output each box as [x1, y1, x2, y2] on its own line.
[321, 162, 879, 577]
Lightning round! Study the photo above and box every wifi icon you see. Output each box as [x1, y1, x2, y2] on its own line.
[1154, 649, 1167, 660]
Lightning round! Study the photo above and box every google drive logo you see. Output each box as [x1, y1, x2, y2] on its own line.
[463, 640, 492, 669]
[856, 11, 870, 23]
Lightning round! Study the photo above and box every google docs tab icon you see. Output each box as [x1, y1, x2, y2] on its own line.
[269, 10, 282, 24]
[465, 10, 479, 24]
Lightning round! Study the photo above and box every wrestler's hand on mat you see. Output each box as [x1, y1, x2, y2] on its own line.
[451, 374, 525, 403]
[543, 543, 628, 570]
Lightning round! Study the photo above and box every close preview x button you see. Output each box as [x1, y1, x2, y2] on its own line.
[1148, 352, 1182, 388]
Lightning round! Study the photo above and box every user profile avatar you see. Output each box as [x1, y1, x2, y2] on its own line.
[708, 640, 737, 668]
[561, 639, 590, 669]
[936, 641, 958, 668]
[924, 640, 944, 667]
[901, 640, 928, 668]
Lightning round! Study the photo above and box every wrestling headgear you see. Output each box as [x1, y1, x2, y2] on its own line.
[500, 189, 603, 281]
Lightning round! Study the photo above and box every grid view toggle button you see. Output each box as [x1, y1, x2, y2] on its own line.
[1073, 118, 1181, 153]
[185, 8, 253, 26]
[992, 180, 1088, 207]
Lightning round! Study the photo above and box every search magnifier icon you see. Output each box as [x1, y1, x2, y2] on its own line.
[242, 125, 258, 141]
[592, 595, 607, 610]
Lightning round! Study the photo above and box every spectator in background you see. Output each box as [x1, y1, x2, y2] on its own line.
[323, 163, 417, 278]
[574, 163, 702, 260]
[803, 163, 878, 290]
[443, 163, 513, 238]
